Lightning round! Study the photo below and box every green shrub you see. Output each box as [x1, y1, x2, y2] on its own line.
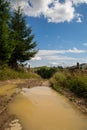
[50, 71, 87, 98]
[67, 76, 87, 98]
[36, 67, 57, 79]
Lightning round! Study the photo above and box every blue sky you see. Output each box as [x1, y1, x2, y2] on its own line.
[11, 0, 87, 67]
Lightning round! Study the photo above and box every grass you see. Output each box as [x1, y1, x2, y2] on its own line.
[0, 67, 40, 81]
[50, 70, 87, 98]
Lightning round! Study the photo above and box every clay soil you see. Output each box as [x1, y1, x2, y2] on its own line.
[0, 79, 43, 130]
[0, 78, 87, 129]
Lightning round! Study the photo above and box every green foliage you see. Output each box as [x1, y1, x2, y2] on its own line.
[50, 71, 87, 98]
[0, 66, 40, 80]
[0, 0, 14, 64]
[36, 67, 57, 79]
[9, 7, 38, 68]
[0, 2, 37, 68]
[67, 75, 87, 98]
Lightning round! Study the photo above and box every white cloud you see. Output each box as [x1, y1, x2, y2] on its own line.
[44, 1, 75, 23]
[36, 48, 86, 56]
[11, 0, 52, 17]
[50, 62, 58, 66]
[70, 0, 87, 5]
[83, 43, 87, 46]
[10, 0, 87, 23]
[76, 17, 82, 23]
[30, 48, 86, 67]
[42, 55, 76, 61]
[67, 47, 85, 53]
[31, 56, 42, 61]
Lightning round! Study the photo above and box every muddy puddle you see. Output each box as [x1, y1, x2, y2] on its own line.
[7, 86, 87, 130]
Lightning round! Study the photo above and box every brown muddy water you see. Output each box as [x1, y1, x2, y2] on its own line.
[8, 86, 87, 130]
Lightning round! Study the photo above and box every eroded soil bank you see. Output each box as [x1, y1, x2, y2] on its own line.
[54, 88, 87, 113]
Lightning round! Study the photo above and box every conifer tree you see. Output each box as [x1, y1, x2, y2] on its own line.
[9, 7, 38, 68]
[0, 0, 13, 65]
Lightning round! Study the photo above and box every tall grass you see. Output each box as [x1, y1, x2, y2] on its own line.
[50, 71, 87, 98]
[0, 67, 40, 80]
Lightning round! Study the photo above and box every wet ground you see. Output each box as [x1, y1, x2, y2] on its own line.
[7, 86, 87, 130]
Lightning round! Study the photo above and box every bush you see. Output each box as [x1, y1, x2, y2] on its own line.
[50, 71, 87, 98]
[68, 76, 87, 98]
[36, 67, 57, 79]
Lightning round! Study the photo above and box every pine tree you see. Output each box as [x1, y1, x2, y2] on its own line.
[9, 7, 38, 68]
[0, 0, 14, 65]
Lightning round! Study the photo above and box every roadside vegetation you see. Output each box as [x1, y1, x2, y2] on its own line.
[50, 70, 87, 98]
[0, 0, 39, 81]
[35, 66, 58, 79]
[35, 66, 87, 99]
[0, 66, 40, 81]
